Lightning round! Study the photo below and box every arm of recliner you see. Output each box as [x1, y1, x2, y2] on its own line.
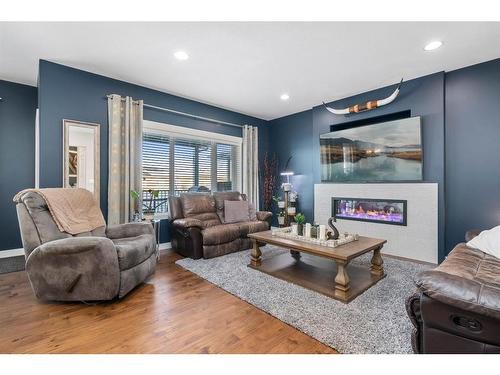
[416, 270, 500, 320]
[26, 237, 120, 301]
[172, 218, 204, 229]
[170, 219, 204, 259]
[256, 211, 272, 222]
[106, 222, 154, 239]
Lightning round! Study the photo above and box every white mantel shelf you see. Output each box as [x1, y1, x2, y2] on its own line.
[314, 183, 438, 264]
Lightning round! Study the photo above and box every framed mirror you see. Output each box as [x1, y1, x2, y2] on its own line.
[63, 119, 100, 204]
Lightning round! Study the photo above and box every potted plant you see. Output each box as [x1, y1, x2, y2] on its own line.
[294, 213, 306, 236]
[130, 189, 161, 221]
[130, 190, 141, 222]
[273, 194, 285, 209]
[143, 189, 160, 220]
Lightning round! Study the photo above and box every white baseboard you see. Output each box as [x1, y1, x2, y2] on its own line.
[0, 248, 25, 259]
[159, 242, 172, 251]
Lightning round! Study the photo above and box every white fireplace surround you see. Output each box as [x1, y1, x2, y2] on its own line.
[314, 183, 438, 264]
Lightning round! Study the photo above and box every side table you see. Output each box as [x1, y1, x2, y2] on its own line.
[143, 214, 161, 261]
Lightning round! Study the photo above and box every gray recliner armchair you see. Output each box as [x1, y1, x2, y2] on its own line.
[14, 190, 157, 301]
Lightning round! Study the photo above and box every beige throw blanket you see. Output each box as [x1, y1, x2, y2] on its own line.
[14, 188, 106, 235]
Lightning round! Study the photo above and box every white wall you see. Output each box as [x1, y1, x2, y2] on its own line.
[314, 183, 438, 263]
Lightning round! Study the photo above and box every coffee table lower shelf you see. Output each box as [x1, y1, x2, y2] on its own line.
[248, 250, 386, 303]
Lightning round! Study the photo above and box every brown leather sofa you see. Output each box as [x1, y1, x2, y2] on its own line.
[168, 191, 272, 259]
[407, 230, 500, 353]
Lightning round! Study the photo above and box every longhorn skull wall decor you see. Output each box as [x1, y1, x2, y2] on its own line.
[323, 78, 403, 115]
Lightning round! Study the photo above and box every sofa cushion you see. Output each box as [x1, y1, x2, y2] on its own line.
[213, 191, 245, 222]
[112, 234, 156, 270]
[202, 224, 241, 245]
[224, 200, 250, 223]
[416, 243, 500, 320]
[238, 221, 269, 237]
[180, 193, 221, 227]
[74, 226, 106, 238]
[213, 191, 244, 211]
[185, 212, 221, 228]
[181, 193, 216, 216]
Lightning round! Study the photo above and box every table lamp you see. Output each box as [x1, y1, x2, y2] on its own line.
[280, 156, 294, 184]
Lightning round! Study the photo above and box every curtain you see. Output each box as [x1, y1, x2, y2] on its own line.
[242, 125, 259, 208]
[107, 94, 143, 225]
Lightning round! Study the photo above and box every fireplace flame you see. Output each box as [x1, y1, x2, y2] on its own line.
[334, 198, 406, 225]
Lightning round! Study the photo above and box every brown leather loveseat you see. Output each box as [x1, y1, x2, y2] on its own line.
[168, 191, 272, 259]
[406, 230, 500, 353]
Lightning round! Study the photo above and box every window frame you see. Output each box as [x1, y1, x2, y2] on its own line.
[142, 120, 243, 213]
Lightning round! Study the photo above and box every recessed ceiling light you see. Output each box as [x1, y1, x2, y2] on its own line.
[424, 40, 443, 51]
[174, 51, 189, 60]
[280, 93, 290, 101]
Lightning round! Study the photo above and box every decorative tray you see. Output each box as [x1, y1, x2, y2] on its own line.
[271, 227, 359, 248]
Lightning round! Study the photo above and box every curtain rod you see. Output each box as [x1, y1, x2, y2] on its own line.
[105, 94, 244, 129]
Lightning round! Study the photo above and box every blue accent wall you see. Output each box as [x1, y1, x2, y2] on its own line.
[268, 110, 314, 224]
[269, 73, 447, 260]
[315, 73, 446, 260]
[268, 61, 500, 262]
[4, 57, 500, 258]
[0, 80, 37, 250]
[38, 60, 268, 243]
[445, 58, 500, 250]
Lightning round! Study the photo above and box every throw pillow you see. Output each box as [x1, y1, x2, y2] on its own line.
[224, 200, 250, 223]
[466, 225, 500, 258]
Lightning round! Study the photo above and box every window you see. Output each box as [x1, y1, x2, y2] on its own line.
[216, 143, 234, 191]
[143, 133, 170, 190]
[173, 138, 212, 191]
[142, 133, 170, 214]
[142, 121, 242, 215]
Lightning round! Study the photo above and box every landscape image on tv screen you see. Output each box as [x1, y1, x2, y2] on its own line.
[320, 117, 422, 182]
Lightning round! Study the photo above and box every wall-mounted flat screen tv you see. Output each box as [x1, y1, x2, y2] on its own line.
[320, 116, 422, 182]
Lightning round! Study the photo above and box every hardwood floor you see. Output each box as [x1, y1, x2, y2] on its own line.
[0, 250, 336, 354]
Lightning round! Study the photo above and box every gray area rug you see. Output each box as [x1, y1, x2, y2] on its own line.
[176, 246, 431, 354]
[0, 256, 25, 274]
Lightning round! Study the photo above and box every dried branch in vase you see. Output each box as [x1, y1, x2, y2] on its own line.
[262, 152, 278, 211]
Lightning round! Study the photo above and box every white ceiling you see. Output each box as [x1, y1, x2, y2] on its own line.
[1, 22, 500, 120]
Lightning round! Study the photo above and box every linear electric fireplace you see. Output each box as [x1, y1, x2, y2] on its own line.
[332, 197, 407, 226]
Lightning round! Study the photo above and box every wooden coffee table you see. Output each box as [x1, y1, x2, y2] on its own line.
[247, 230, 387, 303]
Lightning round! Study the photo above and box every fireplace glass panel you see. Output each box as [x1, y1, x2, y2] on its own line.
[332, 197, 407, 226]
